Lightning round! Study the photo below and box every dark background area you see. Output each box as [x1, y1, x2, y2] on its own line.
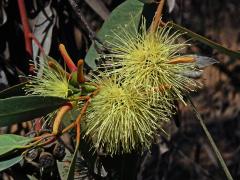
[0, 0, 240, 179]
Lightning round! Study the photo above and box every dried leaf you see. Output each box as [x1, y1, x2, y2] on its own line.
[167, 0, 176, 13]
[30, 2, 56, 75]
[0, 5, 7, 26]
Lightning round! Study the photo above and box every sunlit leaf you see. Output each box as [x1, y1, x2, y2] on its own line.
[0, 134, 33, 156]
[0, 155, 23, 171]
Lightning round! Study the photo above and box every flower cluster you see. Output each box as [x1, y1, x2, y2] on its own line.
[84, 74, 172, 154]
[84, 20, 199, 154]
[24, 19, 199, 155]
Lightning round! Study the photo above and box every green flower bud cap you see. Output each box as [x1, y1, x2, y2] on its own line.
[104, 19, 199, 104]
[84, 74, 172, 155]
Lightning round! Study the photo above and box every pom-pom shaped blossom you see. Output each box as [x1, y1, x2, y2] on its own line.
[84, 74, 172, 155]
[25, 60, 69, 98]
[105, 20, 199, 103]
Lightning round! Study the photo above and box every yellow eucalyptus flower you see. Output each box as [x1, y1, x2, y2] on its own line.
[84, 74, 172, 155]
[25, 60, 69, 98]
[104, 19, 199, 103]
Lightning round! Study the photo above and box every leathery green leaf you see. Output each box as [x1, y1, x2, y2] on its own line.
[167, 22, 240, 58]
[0, 154, 23, 171]
[0, 134, 33, 156]
[85, 0, 144, 69]
[0, 95, 67, 127]
[65, 142, 80, 180]
[0, 82, 27, 99]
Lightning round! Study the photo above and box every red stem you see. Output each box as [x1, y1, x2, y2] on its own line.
[17, 0, 33, 57]
[29, 33, 46, 56]
[34, 118, 42, 132]
[18, 0, 42, 131]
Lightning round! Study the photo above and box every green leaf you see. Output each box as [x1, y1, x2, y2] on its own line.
[57, 148, 72, 180]
[0, 82, 27, 99]
[85, 0, 144, 69]
[0, 96, 67, 127]
[0, 134, 33, 156]
[0, 155, 23, 171]
[167, 22, 240, 58]
[66, 142, 80, 180]
[138, 0, 156, 3]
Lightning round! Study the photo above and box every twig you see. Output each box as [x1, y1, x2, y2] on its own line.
[150, 0, 166, 32]
[188, 97, 233, 180]
[17, 0, 46, 131]
[165, 21, 240, 58]
[61, 89, 99, 134]
[17, 0, 33, 57]
[61, 97, 91, 134]
[68, 0, 97, 41]
[29, 33, 46, 56]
